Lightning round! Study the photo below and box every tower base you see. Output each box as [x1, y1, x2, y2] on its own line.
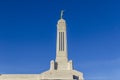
[40, 70, 84, 80]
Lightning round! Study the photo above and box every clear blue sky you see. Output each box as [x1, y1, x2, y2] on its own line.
[0, 0, 120, 80]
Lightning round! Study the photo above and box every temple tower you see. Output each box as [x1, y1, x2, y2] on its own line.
[56, 10, 68, 63]
[50, 10, 73, 70]
[55, 10, 69, 70]
[40, 10, 84, 80]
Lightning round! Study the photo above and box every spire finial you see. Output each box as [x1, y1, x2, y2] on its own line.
[60, 10, 64, 19]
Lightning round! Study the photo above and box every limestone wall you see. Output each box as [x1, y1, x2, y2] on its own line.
[0, 74, 40, 80]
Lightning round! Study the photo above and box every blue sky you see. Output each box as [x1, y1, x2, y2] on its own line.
[0, 0, 120, 80]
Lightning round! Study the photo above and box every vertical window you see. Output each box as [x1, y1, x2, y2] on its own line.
[63, 32, 64, 51]
[59, 32, 65, 51]
[59, 32, 60, 51]
[61, 32, 62, 51]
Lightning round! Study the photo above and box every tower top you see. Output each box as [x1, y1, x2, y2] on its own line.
[60, 10, 64, 19]
[58, 10, 65, 23]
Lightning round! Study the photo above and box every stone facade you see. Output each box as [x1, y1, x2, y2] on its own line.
[39, 11, 84, 80]
[0, 74, 40, 80]
[0, 11, 84, 80]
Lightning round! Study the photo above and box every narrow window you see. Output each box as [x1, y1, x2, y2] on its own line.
[61, 32, 62, 51]
[59, 32, 60, 51]
[63, 32, 64, 51]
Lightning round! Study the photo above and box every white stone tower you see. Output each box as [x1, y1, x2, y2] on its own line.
[39, 11, 84, 80]
[51, 10, 73, 70]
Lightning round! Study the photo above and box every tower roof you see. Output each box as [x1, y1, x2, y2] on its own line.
[57, 18, 66, 24]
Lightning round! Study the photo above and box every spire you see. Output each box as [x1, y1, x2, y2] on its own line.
[50, 11, 73, 71]
[60, 10, 64, 19]
[56, 10, 68, 70]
